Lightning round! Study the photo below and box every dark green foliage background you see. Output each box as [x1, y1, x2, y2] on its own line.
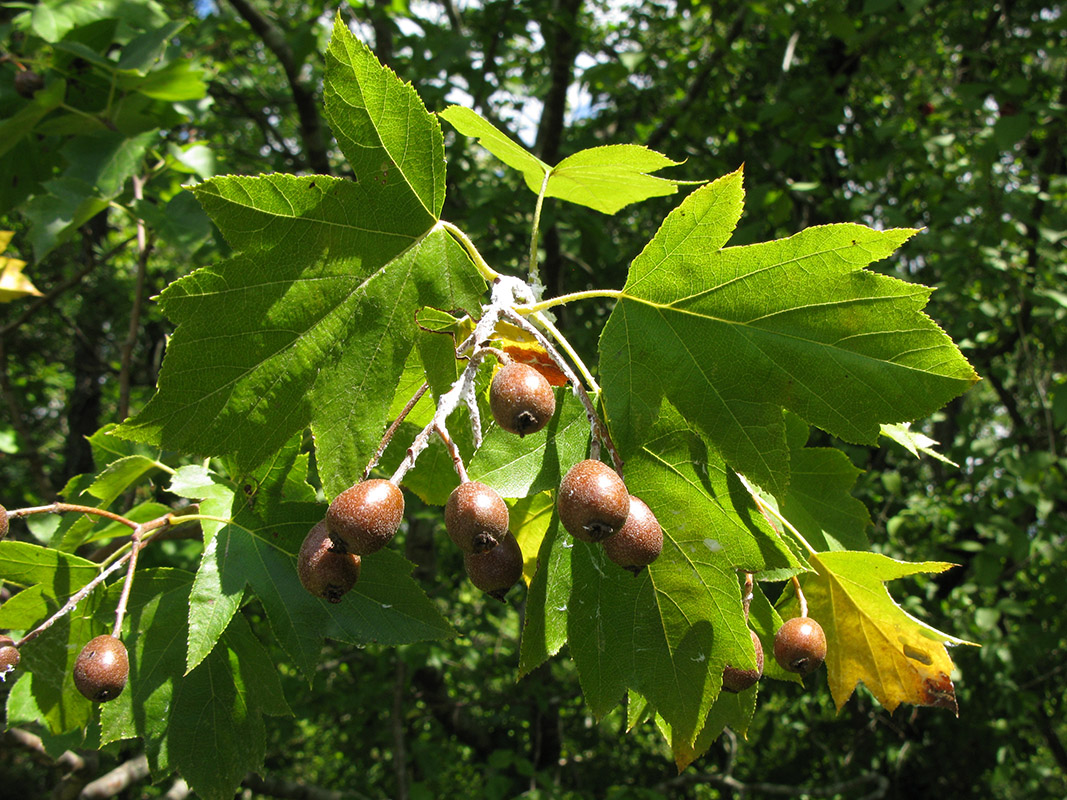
[1, 0, 1064, 798]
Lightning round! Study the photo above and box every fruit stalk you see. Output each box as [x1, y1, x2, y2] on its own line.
[111, 525, 145, 637]
[434, 424, 469, 483]
[363, 382, 429, 480]
[791, 575, 808, 618]
[15, 515, 173, 648]
[501, 308, 622, 473]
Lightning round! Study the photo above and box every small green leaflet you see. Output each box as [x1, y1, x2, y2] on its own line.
[600, 168, 979, 495]
[881, 422, 959, 466]
[115, 20, 485, 496]
[440, 105, 691, 214]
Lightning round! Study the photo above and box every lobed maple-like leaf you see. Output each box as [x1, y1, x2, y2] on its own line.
[115, 22, 484, 496]
[600, 168, 979, 496]
[778, 412, 872, 552]
[98, 569, 289, 800]
[799, 551, 973, 714]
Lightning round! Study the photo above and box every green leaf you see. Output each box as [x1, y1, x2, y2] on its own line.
[0, 79, 66, 159]
[117, 59, 208, 101]
[117, 20, 188, 72]
[60, 130, 158, 198]
[116, 21, 485, 491]
[469, 391, 591, 498]
[115, 174, 482, 495]
[880, 421, 959, 466]
[0, 540, 98, 589]
[325, 15, 445, 219]
[778, 413, 872, 551]
[440, 106, 690, 213]
[600, 169, 979, 495]
[439, 105, 548, 190]
[100, 569, 289, 800]
[23, 177, 110, 260]
[545, 145, 689, 214]
[518, 512, 573, 678]
[564, 407, 801, 745]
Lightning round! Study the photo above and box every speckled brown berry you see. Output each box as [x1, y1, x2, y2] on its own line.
[603, 495, 663, 574]
[298, 520, 362, 603]
[0, 635, 20, 681]
[0, 504, 8, 540]
[73, 635, 129, 702]
[722, 630, 764, 693]
[773, 616, 827, 676]
[490, 362, 556, 437]
[446, 481, 509, 554]
[557, 460, 629, 543]
[326, 479, 404, 555]
[464, 531, 524, 601]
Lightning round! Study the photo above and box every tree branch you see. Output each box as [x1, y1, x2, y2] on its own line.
[226, 0, 330, 174]
[78, 755, 150, 800]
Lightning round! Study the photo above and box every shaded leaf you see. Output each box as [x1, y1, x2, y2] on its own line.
[778, 413, 871, 551]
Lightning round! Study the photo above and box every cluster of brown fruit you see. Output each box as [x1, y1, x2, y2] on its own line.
[721, 615, 827, 693]
[297, 361, 664, 605]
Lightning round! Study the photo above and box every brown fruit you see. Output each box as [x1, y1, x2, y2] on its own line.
[298, 520, 361, 603]
[14, 70, 44, 98]
[464, 531, 523, 600]
[73, 635, 129, 702]
[773, 616, 827, 675]
[603, 495, 663, 574]
[722, 630, 764, 693]
[1, 504, 8, 540]
[557, 460, 629, 543]
[0, 635, 20, 680]
[490, 362, 556, 437]
[326, 479, 404, 555]
[445, 481, 509, 553]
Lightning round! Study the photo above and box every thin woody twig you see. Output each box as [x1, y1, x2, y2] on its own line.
[363, 383, 430, 480]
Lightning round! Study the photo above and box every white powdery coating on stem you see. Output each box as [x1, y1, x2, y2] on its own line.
[391, 278, 533, 484]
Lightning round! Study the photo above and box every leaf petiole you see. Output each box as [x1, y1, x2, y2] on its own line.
[439, 220, 501, 282]
[514, 289, 623, 315]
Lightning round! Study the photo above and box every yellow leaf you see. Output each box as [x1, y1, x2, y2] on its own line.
[0, 232, 42, 302]
[801, 550, 975, 714]
[507, 491, 554, 585]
